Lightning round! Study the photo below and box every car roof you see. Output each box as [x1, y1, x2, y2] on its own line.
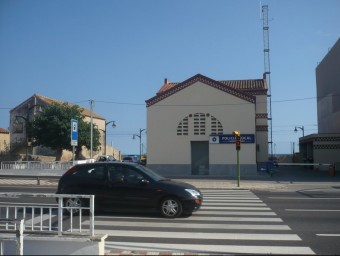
[75, 161, 138, 168]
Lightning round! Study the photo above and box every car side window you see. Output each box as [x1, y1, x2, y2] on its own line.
[74, 165, 106, 180]
[108, 166, 125, 183]
[108, 165, 144, 184]
[124, 168, 144, 185]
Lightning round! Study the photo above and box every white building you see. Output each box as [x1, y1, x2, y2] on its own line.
[146, 74, 268, 177]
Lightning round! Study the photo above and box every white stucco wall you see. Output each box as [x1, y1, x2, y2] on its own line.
[147, 81, 256, 166]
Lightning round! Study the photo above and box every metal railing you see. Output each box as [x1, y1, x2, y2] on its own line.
[0, 161, 74, 170]
[0, 193, 95, 237]
[0, 218, 24, 255]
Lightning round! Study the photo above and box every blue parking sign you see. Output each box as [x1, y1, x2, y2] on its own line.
[71, 119, 78, 146]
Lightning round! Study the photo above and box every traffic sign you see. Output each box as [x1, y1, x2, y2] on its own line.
[71, 119, 78, 146]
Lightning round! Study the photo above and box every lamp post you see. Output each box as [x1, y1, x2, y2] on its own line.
[103, 121, 116, 155]
[133, 128, 146, 162]
[294, 126, 305, 137]
[15, 115, 28, 161]
[15, 104, 41, 161]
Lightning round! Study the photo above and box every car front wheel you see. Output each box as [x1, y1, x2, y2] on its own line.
[160, 197, 182, 218]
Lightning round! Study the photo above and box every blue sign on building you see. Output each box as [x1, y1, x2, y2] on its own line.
[210, 134, 255, 144]
[71, 119, 78, 146]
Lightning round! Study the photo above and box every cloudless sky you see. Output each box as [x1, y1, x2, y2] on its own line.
[0, 0, 339, 155]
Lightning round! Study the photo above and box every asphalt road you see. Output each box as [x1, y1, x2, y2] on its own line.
[254, 187, 340, 255]
[1, 181, 340, 255]
[1, 166, 340, 255]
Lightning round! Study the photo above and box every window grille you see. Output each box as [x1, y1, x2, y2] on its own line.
[177, 116, 189, 135]
[194, 113, 206, 135]
[211, 115, 223, 134]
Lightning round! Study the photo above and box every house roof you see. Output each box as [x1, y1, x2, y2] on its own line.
[146, 73, 267, 107]
[11, 94, 106, 120]
[0, 128, 10, 134]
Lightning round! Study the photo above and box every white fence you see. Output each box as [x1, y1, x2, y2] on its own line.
[0, 161, 73, 170]
[0, 219, 24, 255]
[0, 193, 95, 237]
[0, 160, 96, 170]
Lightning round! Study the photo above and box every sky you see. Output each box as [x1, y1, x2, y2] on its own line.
[0, 0, 339, 155]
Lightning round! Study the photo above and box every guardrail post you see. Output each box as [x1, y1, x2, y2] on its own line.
[58, 196, 63, 236]
[90, 195, 95, 237]
[16, 219, 24, 255]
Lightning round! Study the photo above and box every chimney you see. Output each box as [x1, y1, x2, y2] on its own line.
[164, 78, 169, 84]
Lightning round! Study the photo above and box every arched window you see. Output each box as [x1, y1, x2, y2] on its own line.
[193, 113, 206, 135]
[177, 113, 223, 136]
[177, 116, 188, 135]
[211, 115, 223, 135]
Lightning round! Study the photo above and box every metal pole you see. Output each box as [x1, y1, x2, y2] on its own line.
[90, 100, 94, 159]
[139, 129, 142, 161]
[237, 150, 240, 187]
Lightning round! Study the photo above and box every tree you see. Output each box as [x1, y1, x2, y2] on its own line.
[29, 102, 100, 161]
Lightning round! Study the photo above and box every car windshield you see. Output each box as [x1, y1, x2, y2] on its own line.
[135, 165, 168, 181]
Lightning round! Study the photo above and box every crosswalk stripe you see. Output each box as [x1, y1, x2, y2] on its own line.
[95, 215, 282, 222]
[96, 189, 315, 255]
[99, 229, 301, 240]
[203, 202, 267, 206]
[92, 220, 290, 230]
[105, 241, 315, 255]
[202, 206, 271, 210]
[196, 210, 277, 216]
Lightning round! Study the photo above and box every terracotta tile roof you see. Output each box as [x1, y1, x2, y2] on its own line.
[34, 94, 106, 120]
[0, 128, 10, 134]
[146, 73, 267, 107]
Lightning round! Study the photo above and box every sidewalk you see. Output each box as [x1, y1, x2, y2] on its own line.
[0, 166, 338, 190]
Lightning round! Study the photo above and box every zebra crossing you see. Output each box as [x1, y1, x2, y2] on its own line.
[92, 189, 315, 255]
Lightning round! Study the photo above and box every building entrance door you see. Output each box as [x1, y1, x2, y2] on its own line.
[191, 141, 209, 175]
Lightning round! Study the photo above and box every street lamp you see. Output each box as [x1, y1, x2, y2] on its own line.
[104, 121, 116, 155]
[15, 115, 29, 161]
[14, 104, 41, 161]
[133, 128, 146, 161]
[294, 126, 305, 137]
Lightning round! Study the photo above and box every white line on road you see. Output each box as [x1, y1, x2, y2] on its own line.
[196, 210, 277, 216]
[203, 202, 267, 206]
[203, 206, 271, 210]
[269, 197, 340, 200]
[91, 220, 290, 230]
[95, 215, 283, 222]
[285, 209, 340, 212]
[316, 234, 340, 237]
[105, 241, 315, 255]
[99, 230, 301, 241]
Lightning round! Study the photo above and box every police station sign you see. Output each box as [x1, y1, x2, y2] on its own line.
[210, 134, 255, 144]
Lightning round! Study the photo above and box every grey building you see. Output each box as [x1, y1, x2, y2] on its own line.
[299, 38, 340, 169]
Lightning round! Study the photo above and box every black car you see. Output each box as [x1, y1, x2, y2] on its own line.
[57, 162, 202, 218]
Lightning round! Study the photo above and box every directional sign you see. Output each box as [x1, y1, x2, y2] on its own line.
[210, 134, 255, 144]
[71, 119, 78, 146]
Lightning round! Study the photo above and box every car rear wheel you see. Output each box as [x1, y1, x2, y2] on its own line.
[64, 198, 83, 215]
[160, 197, 182, 218]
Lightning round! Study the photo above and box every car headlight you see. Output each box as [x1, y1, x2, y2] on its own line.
[185, 189, 201, 198]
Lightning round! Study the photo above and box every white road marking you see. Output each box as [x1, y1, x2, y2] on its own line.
[286, 209, 340, 212]
[105, 241, 315, 255]
[92, 220, 290, 230]
[98, 230, 301, 241]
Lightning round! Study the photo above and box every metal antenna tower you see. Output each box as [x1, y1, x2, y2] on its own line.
[262, 4, 273, 157]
